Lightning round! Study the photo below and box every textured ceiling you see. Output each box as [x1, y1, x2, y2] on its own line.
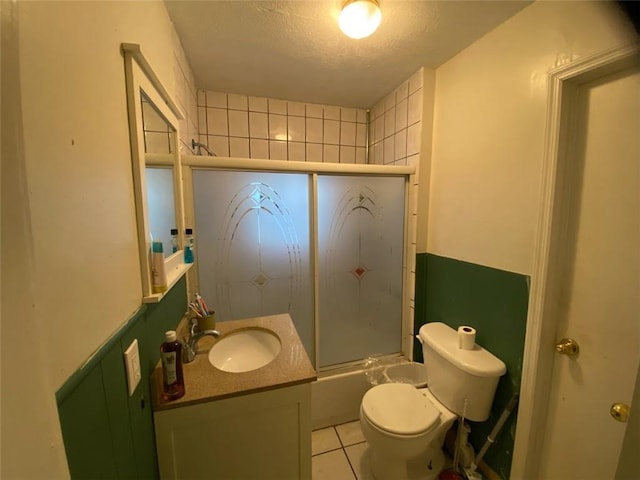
[165, 0, 532, 108]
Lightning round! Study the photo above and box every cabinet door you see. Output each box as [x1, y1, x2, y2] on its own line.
[155, 384, 311, 480]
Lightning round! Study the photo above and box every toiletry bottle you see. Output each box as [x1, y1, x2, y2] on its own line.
[170, 228, 179, 253]
[160, 330, 185, 401]
[151, 241, 167, 293]
[184, 228, 195, 264]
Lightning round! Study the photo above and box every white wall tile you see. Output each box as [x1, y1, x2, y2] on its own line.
[306, 117, 323, 143]
[384, 91, 396, 112]
[340, 145, 355, 164]
[341, 107, 357, 122]
[340, 121, 356, 146]
[356, 109, 368, 123]
[269, 114, 287, 141]
[323, 119, 340, 145]
[198, 106, 207, 135]
[324, 105, 340, 120]
[373, 142, 383, 165]
[356, 123, 367, 147]
[395, 81, 409, 101]
[228, 110, 249, 137]
[323, 144, 339, 163]
[207, 107, 228, 136]
[409, 68, 423, 94]
[250, 138, 269, 158]
[306, 143, 322, 162]
[208, 135, 229, 156]
[269, 139, 287, 160]
[395, 98, 408, 132]
[383, 136, 394, 164]
[374, 116, 384, 143]
[395, 129, 407, 160]
[384, 108, 396, 138]
[229, 137, 249, 157]
[288, 101, 305, 117]
[228, 93, 248, 111]
[407, 122, 421, 156]
[206, 91, 227, 108]
[268, 98, 287, 114]
[356, 146, 366, 164]
[289, 141, 306, 161]
[407, 92, 422, 126]
[288, 116, 305, 142]
[249, 96, 268, 112]
[407, 153, 421, 168]
[249, 112, 268, 139]
[370, 103, 379, 121]
[197, 90, 206, 107]
[306, 103, 323, 118]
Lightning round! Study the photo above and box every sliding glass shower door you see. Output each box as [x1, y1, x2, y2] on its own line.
[192, 169, 405, 368]
[317, 175, 405, 366]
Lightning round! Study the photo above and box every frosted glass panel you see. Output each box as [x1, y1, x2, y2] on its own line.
[193, 170, 313, 359]
[317, 175, 404, 367]
[146, 167, 176, 257]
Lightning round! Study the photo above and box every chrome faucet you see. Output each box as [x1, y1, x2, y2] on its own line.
[183, 319, 220, 363]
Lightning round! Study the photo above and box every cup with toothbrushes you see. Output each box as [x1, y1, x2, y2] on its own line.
[189, 293, 216, 331]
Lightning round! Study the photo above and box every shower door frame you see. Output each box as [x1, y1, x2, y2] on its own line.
[181, 155, 417, 371]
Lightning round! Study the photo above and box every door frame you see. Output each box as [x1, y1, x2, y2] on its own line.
[510, 43, 640, 479]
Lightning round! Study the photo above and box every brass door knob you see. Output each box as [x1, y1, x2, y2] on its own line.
[610, 403, 630, 423]
[555, 338, 579, 356]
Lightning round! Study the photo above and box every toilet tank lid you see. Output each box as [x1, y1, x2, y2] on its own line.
[419, 322, 506, 377]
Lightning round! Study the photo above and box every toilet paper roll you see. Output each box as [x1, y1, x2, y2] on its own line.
[458, 326, 476, 350]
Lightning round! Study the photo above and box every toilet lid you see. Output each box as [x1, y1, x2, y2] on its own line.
[362, 383, 440, 435]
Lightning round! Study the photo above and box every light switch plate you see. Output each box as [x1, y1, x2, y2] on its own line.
[124, 339, 142, 396]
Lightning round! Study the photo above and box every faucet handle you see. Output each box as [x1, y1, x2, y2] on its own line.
[190, 318, 200, 336]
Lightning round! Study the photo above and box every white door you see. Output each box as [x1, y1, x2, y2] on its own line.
[538, 65, 640, 479]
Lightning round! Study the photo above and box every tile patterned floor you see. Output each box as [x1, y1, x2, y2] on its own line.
[312, 420, 374, 480]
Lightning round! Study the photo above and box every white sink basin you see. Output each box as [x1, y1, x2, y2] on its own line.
[208, 327, 281, 373]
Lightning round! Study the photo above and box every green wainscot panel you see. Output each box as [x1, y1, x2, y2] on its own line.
[57, 366, 119, 479]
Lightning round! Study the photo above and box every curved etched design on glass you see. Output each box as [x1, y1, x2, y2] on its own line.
[318, 175, 404, 367]
[217, 181, 303, 317]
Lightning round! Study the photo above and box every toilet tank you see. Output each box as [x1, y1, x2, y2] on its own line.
[418, 322, 506, 422]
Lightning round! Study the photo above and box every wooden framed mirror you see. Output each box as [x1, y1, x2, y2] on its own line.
[122, 43, 190, 302]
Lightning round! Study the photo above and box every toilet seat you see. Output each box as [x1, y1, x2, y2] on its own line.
[361, 383, 440, 435]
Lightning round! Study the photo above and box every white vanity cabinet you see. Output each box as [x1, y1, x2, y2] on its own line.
[154, 382, 311, 479]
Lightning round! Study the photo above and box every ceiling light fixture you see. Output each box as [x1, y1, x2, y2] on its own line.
[338, 0, 382, 39]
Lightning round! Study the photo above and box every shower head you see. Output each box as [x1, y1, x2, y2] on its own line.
[191, 139, 216, 156]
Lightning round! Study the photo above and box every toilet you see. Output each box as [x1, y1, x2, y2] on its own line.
[359, 322, 506, 480]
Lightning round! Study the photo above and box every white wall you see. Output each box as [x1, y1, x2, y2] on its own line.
[426, 0, 636, 274]
[1, 1, 196, 477]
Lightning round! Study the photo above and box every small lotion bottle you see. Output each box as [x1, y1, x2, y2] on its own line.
[160, 330, 185, 401]
[151, 241, 167, 293]
[170, 228, 179, 253]
[184, 228, 195, 264]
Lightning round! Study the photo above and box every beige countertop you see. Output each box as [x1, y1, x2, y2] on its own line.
[152, 313, 317, 411]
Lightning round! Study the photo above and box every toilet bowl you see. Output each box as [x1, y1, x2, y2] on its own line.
[359, 322, 507, 480]
[359, 383, 456, 480]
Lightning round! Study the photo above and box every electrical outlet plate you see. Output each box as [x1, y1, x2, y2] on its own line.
[124, 339, 142, 396]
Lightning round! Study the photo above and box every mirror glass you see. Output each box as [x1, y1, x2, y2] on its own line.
[141, 93, 178, 258]
[146, 166, 176, 257]
[141, 94, 175, 155]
